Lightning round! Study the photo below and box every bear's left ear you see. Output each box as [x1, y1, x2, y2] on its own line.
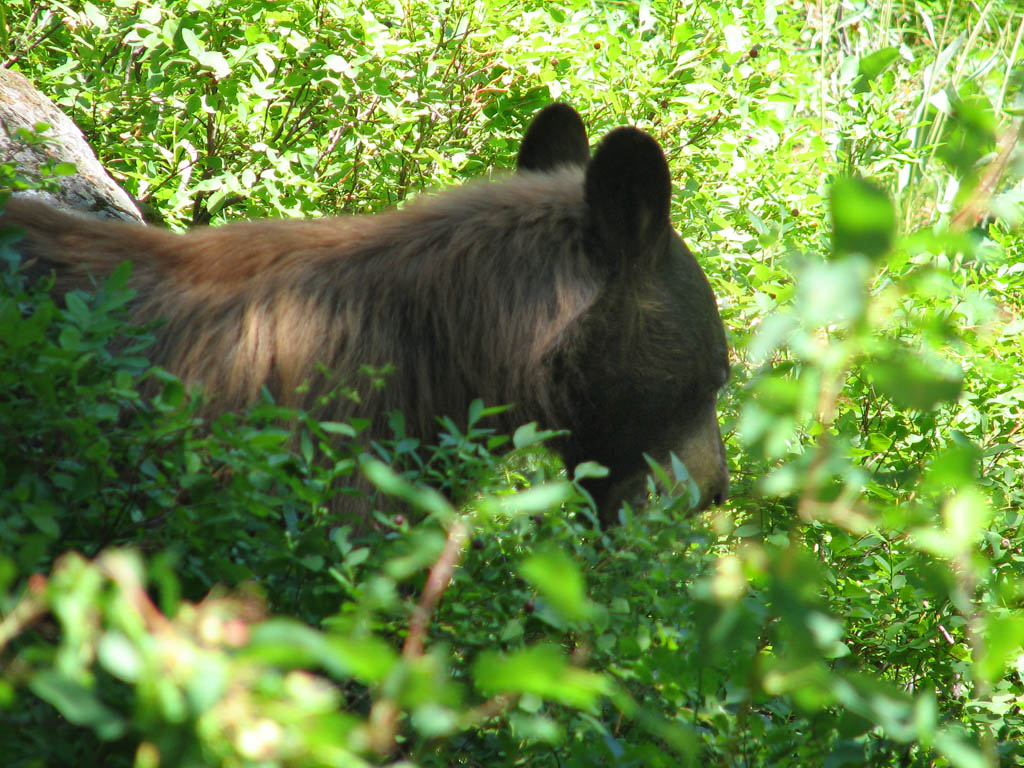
[517, 103, 590, 172]
[583, 126, 672, 269]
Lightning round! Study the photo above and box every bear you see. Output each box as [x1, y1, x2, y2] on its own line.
[0, 103, 730, 526]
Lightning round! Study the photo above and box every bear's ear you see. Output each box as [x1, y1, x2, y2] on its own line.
[517, 103, 590, 172]
[584, 126, 672, 268]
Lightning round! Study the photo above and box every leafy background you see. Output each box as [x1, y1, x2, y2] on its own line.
[2, 0, 1024, 766]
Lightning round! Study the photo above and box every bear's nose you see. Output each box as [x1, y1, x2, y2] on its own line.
[703, 471, 729, 510]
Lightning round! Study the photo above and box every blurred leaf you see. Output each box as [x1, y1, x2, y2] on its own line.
[246, 619, 398, 684]
[29, 671, 127, 741]
[573, 461, 608, 481]
[978, 612, 1024, 683]
[473, 644, 608, 708]
[866, 351, 962, 410]
[384, 529, 445, 580]
[795, 256, 869, 326]
[519, 547, 593, 623]
[933, 731, 990, 768]
[943, 488, 992, 550]
[360, 456, 453, 518]
[479, 482, 572, 517]
[938, 90, 997, 177]
[512, 422, 564, 448]
[853, 48, 899, 93]
[97, 632, 142, 682]
[830, 177, 895, 260]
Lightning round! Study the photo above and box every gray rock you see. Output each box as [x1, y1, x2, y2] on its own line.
[0, 67, 143, 222]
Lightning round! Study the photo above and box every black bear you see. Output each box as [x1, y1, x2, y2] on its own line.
[1, 103, 730, 525]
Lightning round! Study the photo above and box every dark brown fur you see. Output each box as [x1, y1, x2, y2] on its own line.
[1, 104, 730, 525]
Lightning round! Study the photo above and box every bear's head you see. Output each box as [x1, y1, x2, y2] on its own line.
[518, 104, 730, 523]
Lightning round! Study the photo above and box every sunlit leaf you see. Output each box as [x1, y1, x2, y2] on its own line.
[830, 177, 895, 260]
[473, 645, 608, 708]
[865, 351, 962, 411]
[853, 47, 899, 93]
[519, 547, 592, 623]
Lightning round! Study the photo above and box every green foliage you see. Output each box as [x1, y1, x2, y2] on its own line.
[3, 1, 1024, 767]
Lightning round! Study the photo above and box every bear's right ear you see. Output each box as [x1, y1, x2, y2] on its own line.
[516, 103, 590, 172]
[583, 126, 672, 270]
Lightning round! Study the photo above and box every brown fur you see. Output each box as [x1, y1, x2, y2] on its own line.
[5, 171, 597, 428]
[1, 105, 730, 525]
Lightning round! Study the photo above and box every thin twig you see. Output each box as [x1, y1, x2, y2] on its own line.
[403, 519, 469, 658]
[3, 20, 63, 69]
[367, 518, 469, 754]
[0, 574, 48, 652]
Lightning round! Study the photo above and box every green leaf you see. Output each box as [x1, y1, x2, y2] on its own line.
[512, 422, 564, 448]
[467, 398, 484, 426]
[196, 50, 231, 79]
[29, 671, 127, 740]
[830, 177, 895, 260]
[319, 421, 357, 437]
[933, 731, 989, 768]
[157, 377, 185, 407]
[865, 351, 962, 410]
[519, 547, 592, 623]
[106, 260, 132, 292]
[58, 324, 81, 350]
[246, 427, 290, 449]
[98, 631, 142, 682]
[346, 547, 369, 567]
[51, 162, 78, 176]
[478, 482, 572, 518]
[411, 703, 459, 738]
[979, 612, 1024, 683]
[359, 456, 453, 518]
[64, 290, 89, 321]
[324, 54, 356, 78]
[795, 256, 869, 327]
[573, 461, 608, 481]
[82, 2, 108, 30]
[28, 508, 60, 537]
[384, 529, 444, 580]
[180, 27, 202, 56]
[938, 90, 997, 176]
[246, 619, 397, 684]
[473, 644, 608, 709]
[853, 47, 899, 93]
[943, 488, 991, 550]
[184, 654, 228, 714]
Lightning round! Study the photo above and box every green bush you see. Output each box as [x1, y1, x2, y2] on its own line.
[3, 1, 1024, 766]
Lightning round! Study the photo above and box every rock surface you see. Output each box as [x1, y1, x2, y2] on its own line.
[0, 67, 143, 222]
